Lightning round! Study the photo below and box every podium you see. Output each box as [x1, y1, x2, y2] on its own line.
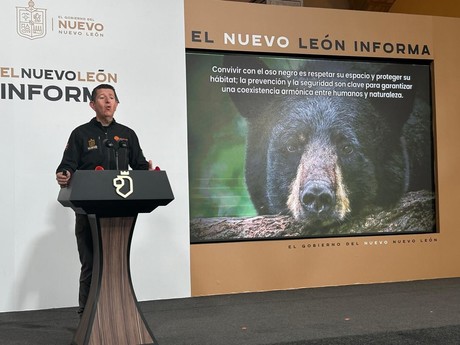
[58, 170, 174, 345]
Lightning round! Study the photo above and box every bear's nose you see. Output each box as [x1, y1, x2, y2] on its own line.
[301, 181, 334, 216]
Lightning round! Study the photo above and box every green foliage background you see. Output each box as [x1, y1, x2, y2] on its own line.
[186, 52, 256, 218]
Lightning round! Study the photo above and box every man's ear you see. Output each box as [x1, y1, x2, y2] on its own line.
[89, 101, 95, 111]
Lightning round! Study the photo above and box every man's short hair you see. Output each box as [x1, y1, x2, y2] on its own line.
[91, 84, 120, 103]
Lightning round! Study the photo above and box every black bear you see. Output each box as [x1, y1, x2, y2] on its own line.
[224, 54, 434, 229]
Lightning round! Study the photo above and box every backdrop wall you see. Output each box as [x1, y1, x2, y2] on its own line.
[3, 0, 460, 314]
[0, 0, 189, 313]
[186, 0, 460, 296]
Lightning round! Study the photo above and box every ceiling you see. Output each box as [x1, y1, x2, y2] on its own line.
[227, 0, 397, 12]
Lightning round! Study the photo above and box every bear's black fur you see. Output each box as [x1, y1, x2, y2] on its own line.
[225, 54, 434, 228]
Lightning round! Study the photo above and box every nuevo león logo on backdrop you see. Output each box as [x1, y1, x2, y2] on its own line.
[16, 0, 47, 40]
[15, 0, 105, 40]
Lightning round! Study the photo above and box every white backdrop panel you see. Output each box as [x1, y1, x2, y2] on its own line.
[0, 0, 189, 312]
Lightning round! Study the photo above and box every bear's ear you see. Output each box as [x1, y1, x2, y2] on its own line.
[223, 53, 276, 119]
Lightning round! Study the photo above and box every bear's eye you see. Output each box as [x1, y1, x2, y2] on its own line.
[342, 144, 353, 154]
[286, 144, 297, 153]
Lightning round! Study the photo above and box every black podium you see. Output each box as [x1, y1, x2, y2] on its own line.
[58, 170, 174, 345]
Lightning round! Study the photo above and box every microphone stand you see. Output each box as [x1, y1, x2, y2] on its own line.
[103, 139, 118, 170]
[118, 140, 128, 170]
[104, 139, 128, 171]
[115, 149, 119, 171]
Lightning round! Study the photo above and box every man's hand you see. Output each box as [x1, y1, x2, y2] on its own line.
[148, 160, 161, 171]
[56, 170, 71, 187]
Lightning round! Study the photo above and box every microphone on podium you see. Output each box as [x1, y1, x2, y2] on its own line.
[103, 139, 114, 149]
[115, 137, 128, 170]
[103, 138, 118, 169]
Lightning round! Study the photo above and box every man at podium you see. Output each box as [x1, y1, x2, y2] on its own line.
[55, 83, 154, 317]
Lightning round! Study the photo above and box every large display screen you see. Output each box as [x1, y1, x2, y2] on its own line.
[186, 50, 436, 243]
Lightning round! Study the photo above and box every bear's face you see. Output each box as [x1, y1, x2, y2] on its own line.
[221, 55, 427, 228]
[266, 97, 388, 227]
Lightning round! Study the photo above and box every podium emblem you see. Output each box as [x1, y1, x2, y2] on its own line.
[113, 171, 133, 198]
[16, 1, 47, 40]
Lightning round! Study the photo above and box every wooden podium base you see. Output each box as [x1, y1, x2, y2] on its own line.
[72, 215, 157, 345]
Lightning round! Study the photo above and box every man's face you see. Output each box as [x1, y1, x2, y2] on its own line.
[90, 88, 119, 125]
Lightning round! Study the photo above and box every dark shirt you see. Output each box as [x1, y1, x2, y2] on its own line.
[56, 117, 149, 173]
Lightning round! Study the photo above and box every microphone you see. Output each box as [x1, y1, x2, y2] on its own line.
[115, 138, 128, 170]
[102, 139, 116, 169]
[103, 139, 114, 148]
[103, 137, 129, 171]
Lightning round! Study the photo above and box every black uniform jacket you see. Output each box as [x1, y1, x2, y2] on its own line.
[56, 117, 149, 173]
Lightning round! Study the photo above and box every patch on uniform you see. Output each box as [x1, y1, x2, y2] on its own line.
[114, 136, 128, 142]
[87, 138, 98, 150]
